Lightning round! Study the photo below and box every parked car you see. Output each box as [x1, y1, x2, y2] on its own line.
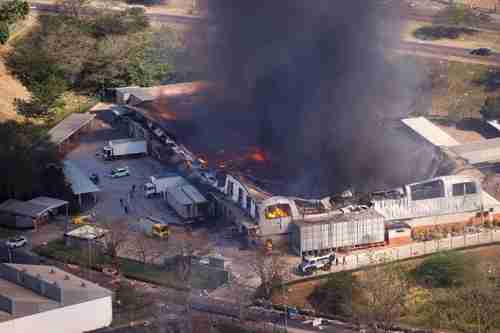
[110, 167, 130, 178]
[89, 173, 99, 184]
[6, 236, 27, 248]
[470, 48, 492, 56]
[299, 252, 335, 275]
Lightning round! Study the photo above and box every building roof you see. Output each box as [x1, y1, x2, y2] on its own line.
[0, 199, 49, 218]
[294, 208, 384, 227]
[65, 225, 108, 240]
[0, 263, 111, 322]
[448, 138, 500, 164]
[48, 113, 96, 146]
[168, 186, 194, 205]
[181, 185, 207, 204]
[27, 197, 68, 211]
[63, 160, 101, 195]
[109, 138, 146, 145]
[401, 117, 460, 147]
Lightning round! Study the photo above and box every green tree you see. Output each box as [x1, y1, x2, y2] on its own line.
[0, 121, 75, 209]
[310, 271, 354, 316]
[427, 262, 500, 333]
[0, 21, 9, 44]
[415, 251, 477, 288]
[480, 96, 500, 120]
[0, 0, 30, 24]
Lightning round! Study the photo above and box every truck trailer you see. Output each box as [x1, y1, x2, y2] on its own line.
[144, 174, 187, 198]
[165, 185, 208, 221]
[102, 138, 147, 160]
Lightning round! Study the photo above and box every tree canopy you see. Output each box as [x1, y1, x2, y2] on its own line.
[0, 121, 76, 210]
[480, 96, 500, 120]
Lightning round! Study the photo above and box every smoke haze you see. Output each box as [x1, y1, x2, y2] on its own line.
[187, 0, 438, 196]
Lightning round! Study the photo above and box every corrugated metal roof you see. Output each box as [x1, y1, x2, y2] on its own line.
[181, 185, 206, 204]
[63, 160, 101, 195]
[449, 138, 500, 164]
[48, 113, 96, 146]
[0, 199, 49, 218]
[27, 197, 68, 210]
[402, 117, 460, 147]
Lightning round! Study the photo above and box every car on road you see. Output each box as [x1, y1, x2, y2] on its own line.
[110, 167, 130, 178]
[6, 236, 27, 248]
[470, 48, 492, 56]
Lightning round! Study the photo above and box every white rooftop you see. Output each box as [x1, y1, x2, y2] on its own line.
[66, 225, 108, 240]
[449, 138, 500, 164]
[402, 117, 460, 147]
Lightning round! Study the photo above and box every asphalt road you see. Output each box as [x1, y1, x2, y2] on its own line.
[399, 40, 500, 66]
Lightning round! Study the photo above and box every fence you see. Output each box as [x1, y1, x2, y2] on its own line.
[293, 229, 500, 280]
[345, 229, 500, 270]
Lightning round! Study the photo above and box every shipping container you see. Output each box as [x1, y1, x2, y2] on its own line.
[290, 209, 385, 256]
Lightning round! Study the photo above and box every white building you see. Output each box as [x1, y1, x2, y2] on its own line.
[0, 263, 112, 333]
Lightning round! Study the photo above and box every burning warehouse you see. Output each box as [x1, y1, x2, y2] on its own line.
[112, 82, 500, 256]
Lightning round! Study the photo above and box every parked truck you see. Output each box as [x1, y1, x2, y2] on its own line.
[102, 138, 147, 160]
[144, 174, 187, 198]
[138, 216, 169, 238]
[165, 185, 208, 221]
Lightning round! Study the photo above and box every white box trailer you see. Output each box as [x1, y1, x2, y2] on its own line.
[103, 138, 147, 160]
[165, 185, 208, 220]
[144, 174, 188, 198]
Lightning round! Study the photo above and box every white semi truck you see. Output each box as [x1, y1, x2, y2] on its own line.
[102, 138, 147, 160]
[144, 174, 187, 198]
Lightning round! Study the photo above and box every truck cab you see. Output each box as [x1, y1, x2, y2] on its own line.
[152, 223, 170, 238]
[144, 182, 156, 197]
[103, 146, 113, 160]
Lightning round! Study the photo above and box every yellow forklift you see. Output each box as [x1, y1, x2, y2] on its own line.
[152, 223, 170, 239]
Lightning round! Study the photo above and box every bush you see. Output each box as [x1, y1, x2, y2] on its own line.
[0, 21, 9, 44]
[0, 0, 30, 24]
[309, 272, 354, 316]
[415, 252, 476, 288]
[413, 25, 476, 41]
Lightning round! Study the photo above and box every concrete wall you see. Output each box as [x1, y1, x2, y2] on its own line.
[0, 296, 112, 333]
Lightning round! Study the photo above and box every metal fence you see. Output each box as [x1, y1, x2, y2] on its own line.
[292, 229, 500, 279]
[345, 229, 500, 270]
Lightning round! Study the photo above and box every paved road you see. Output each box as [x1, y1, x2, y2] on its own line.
[398, 40, 500, 66]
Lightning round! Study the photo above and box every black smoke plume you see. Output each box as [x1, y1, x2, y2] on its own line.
[189, 0, 437, 197]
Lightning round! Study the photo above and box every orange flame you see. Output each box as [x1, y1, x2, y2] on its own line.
[249, 148, 266, 162]
[265, 206, 290, 219]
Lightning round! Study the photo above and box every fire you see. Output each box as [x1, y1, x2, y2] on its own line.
[249, 148, 266, 162]
[265, 206, 290, 219]
[198, 157, 208, 165]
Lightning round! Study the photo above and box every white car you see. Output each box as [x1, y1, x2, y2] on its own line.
[6, 236, 27, 248]
[111, 167, 130, 178]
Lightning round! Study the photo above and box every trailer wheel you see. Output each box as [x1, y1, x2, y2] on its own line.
[323, 263, 331, 271]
